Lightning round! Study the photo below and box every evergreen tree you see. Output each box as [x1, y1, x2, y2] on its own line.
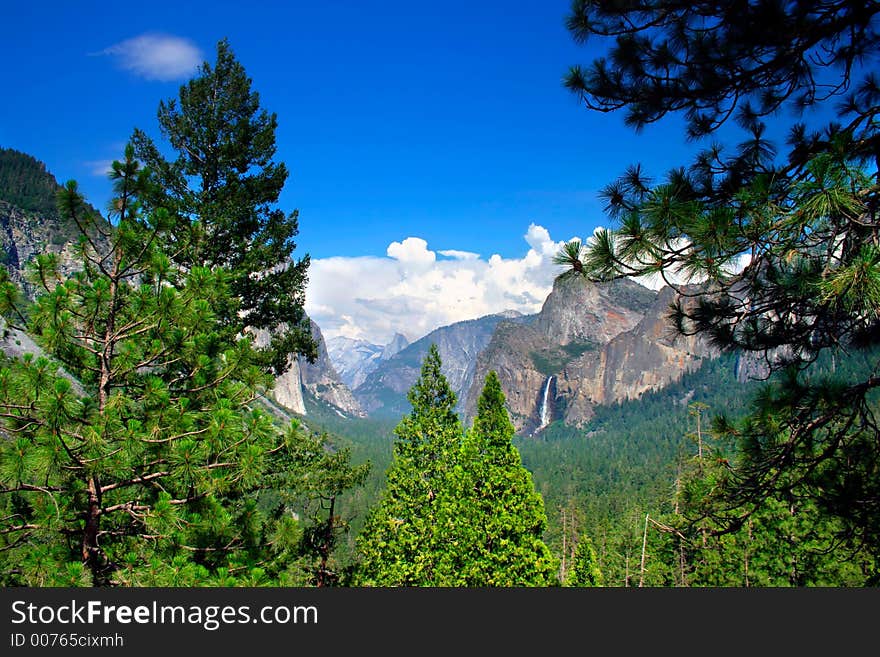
[0, 148, 63, 217]
[0, 148, 361, 586]
[355, 345, 462, 585]
[565, 534, 603, 587]
[282, 423, 370, 586]
[132, 38, 316, 377]
[559, 0, 880, 556]
[356, 361, 559, 586]
[444, 371, 557, 586]
[645, 402, 877, 586]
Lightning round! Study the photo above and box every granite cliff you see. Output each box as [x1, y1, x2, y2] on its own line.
[463, 275, 718, 434]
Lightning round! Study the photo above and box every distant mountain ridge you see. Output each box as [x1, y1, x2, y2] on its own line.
[1, 148, 732, 434]
[353, 310, 528, 418]
[327, 333, 409, 390]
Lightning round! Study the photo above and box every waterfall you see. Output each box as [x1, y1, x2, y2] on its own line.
[538, 375, 554, 431]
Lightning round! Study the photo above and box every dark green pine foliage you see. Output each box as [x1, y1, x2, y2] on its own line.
[565, 534, 603, 587]
[561, 0, 880, 559]
[446, 371, 557, 586]
[630, 402, 876, 587]
[355, 344, 462, 585]
[280, 423, 370, 586]
[0, 148, 362, 586]
[132, 38, 316, 376]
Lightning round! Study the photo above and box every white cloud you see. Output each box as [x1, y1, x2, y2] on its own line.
[97, 34, 202, 81]
[306, 224, 573, 345]
[438, 249, 480, 261]
[386, 237, 436, 266]
[83, 159, 113, 177]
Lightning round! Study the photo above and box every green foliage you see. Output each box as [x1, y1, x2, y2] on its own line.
[530, 340, 596, 375]
[132, 38, 316, 377]
[444, 371, 558, 585]
[0, 148, 62, 217]
[643, 403, 878, 587]
[0, 148, 104, 280]
[270, 423, 370, 586]
[564, 0, 880, 557]
[355, 345, 462, 585]
[565, 0, 880, 140]
[0, 147, 365, 586]
[565, 534, 603, 587]
[356, 350, 556, 586]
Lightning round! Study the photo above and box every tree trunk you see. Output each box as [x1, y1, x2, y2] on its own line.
[744, 518, 752, 587]
[560, 508, 567, 583]
[639, 513, 649, 587]
[316, 496, 336, 587]
[82, 475, 102, 584]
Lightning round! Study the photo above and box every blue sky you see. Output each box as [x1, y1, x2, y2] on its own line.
[0, 1, 772, 343]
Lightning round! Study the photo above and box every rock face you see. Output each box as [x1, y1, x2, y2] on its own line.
[297, 320, 365, 417]
[556, 285, 717, 427]
[0, 148, 107, 298]
[463, 276, 719, 434]
[326, 333, 409, 390]
[268, 320, 365, 418]
[354, 311, 526, 418]
[463, 275, 655, 433]
[271, 358, 307, 415]
[0, 148, 362, 419]
[326, 337, 382, 390]
[381, 333, 409, 360]
[532, 273, 656, 345]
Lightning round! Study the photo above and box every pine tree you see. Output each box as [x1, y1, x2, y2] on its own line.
[0, 148, 361, 586]
[444, 371, 558, 586]
[281, 423, 370, 586]
[559, 0, 880, 555]
[132, 38, 316, 377]
[565, 534, 603, 587]
[355, 344, 462, 585]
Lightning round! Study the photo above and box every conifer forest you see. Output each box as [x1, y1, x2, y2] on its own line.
[1, 1, 878, 587]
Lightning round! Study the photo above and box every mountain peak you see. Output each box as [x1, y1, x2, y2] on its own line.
[381, 333, 409, 360]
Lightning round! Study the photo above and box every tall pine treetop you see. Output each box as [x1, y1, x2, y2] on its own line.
[406, 343, 457, 416]
[133, 38, 316, 376]
[470, 370, 515, 450]
[394, 343, 461, 464]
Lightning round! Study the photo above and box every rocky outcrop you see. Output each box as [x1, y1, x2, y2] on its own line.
[271, 358, 307, 415]
[326, 337, 383, 390]
[533, 273, 656, 344]
[557, 286, 717, 426]
[381, 333, 409, 360]
[462, 275, 725, 434]
[0, 149, 361, 419]
[463, 275, 656, 433]
[298, 320, 365, 417]
[264, 320, 365, 417]
[0, 201, 103, 298]
[354, 311, 527, 418]
[0, 149, 107, 297]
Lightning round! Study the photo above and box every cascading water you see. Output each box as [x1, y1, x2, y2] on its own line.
[537, 375, 554, 432]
